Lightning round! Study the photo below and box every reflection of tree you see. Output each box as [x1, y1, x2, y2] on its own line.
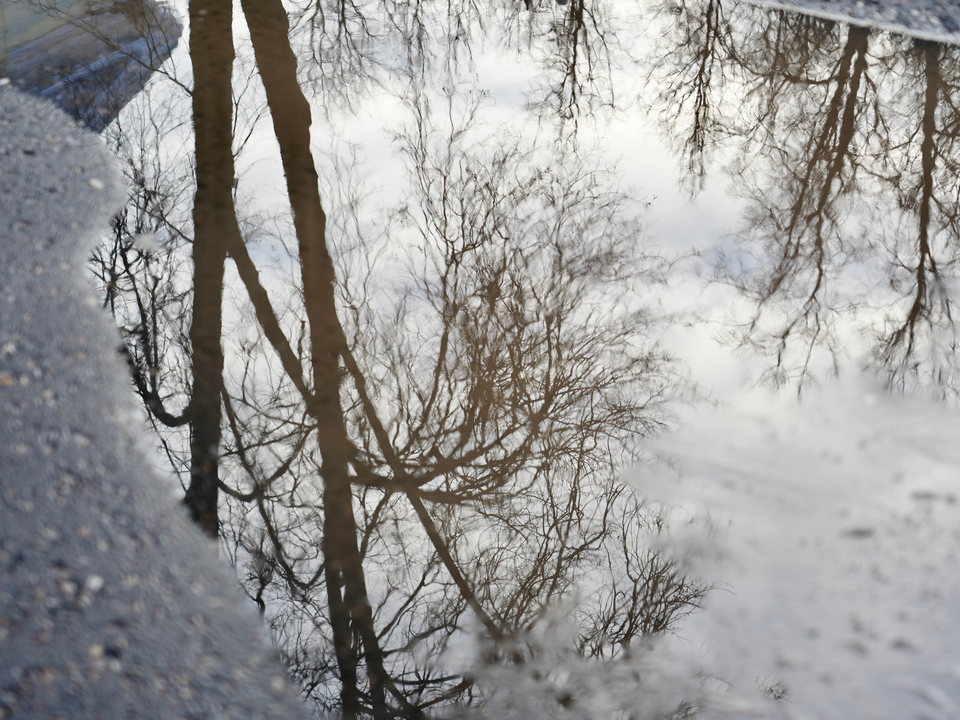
[722, 22, 878, 387]
[649, 0, 732, 191]
[232, 97, 701, 709]
[89, 0, 705, 716]
[93, 0, 237, 536]
[223, 6, 701, 710]
[870, 40, 960, 392]
[534, 0, 619, 125]
[281, 0, 625, 127]
[655, 4, 960, 393]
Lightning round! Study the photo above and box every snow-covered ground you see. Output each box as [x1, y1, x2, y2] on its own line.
[644, 374, 960, 718]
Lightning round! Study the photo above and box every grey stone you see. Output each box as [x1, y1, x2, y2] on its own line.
[0, 88, 309, 720]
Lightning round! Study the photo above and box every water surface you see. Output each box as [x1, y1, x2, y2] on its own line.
[12, 0, 960, 716]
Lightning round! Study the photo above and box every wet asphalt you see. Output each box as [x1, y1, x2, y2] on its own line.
[0, 88, 308, 719]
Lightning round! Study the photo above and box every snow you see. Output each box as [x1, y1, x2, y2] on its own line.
[641, 375, 960, 718]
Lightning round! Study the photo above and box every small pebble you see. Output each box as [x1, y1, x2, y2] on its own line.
[85, 575, 105, 593]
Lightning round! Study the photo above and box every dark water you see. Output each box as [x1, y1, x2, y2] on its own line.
[7, 0, 960, 716]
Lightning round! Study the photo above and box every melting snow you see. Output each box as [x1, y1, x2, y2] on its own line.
[643, 378, 960, 718]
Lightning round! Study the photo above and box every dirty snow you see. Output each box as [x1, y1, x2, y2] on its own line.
[642, 372, 960, 719]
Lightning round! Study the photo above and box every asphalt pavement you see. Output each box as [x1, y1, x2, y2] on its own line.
[0, 87, 309, 719]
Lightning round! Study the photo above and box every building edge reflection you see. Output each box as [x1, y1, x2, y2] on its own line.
[743, 0, 960, 46]
[0, 0, 182, 132]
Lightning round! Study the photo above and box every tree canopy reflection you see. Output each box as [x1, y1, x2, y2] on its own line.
[91, 0, 706, 717]
[83, 2, 960, 714]
[653, 2, 960, 395]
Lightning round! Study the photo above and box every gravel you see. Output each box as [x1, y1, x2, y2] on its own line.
[0, 88, 309, 720]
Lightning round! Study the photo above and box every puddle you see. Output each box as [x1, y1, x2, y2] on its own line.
[5, 0, 960, 717]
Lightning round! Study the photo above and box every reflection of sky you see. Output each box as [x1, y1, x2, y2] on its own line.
[104, 0, 960, 396]
[112, 0, 901, 449]
[144, 0, 744, 272]
[99, 1, 960, 715]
